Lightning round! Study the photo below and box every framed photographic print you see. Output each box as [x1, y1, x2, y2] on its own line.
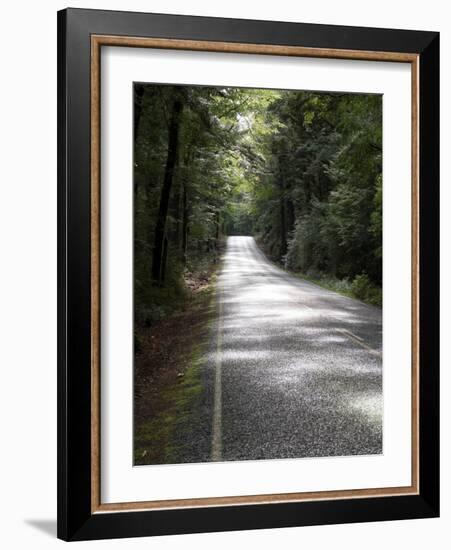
[57, 8, 439, 541]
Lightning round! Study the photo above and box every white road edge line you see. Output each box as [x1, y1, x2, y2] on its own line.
[340, 328, 364, 342]
[211, 282, 223, 461]
[337, 328, 382, 358]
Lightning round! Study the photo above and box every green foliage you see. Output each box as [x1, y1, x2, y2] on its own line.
[291, 271, 381, 307]
[350, 273, 383, 306]
[134, 84, 382, 319]
[252, 90, 382, 297]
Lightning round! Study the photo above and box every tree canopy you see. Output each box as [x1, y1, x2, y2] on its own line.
[134, 83, 382, 322]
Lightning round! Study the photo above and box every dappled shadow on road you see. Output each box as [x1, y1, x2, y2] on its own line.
[210, 236, 383, 462]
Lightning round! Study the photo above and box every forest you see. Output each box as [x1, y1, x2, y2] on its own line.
[133, 83, 382, 463]
[134, 82, 382, 329]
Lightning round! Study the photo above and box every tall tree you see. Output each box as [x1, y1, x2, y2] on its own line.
[151, 93, 184, 284]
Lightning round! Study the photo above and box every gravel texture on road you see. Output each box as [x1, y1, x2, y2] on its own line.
[173, 236, 382, 463]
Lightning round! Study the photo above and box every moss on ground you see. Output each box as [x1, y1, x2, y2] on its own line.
[134, 346, 204, 464]
[134, 271, 218, 465]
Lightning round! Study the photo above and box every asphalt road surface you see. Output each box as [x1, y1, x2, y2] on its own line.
[173, 236, 382, 463]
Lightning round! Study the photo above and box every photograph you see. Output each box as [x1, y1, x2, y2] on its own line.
[133, 83, 383, 466]
[54, 5, 440, 542]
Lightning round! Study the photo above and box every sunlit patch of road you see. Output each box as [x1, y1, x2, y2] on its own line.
[212, 236, 382, 462]
[173, 236, 383, 463]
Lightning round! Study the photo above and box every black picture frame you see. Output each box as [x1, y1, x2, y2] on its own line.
[57, 7, 439, 541]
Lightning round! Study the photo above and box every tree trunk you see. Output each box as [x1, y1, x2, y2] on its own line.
[215, 211, 220, 244]
[160, 237, 169, 283]
[134, 84, 145, 144]
[214, 211, 220, 261]
[279, 189, 287, 258]
[285, 196, 295, 236]
[133, 85, 145, 196]
[182, 178, 189, 266]
[173, 178, 182, 250]
[152, 96, 184, 284]
[278, 163, 287, 258]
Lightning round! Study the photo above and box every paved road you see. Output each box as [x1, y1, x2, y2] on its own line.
[174, 236, 382, 463]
